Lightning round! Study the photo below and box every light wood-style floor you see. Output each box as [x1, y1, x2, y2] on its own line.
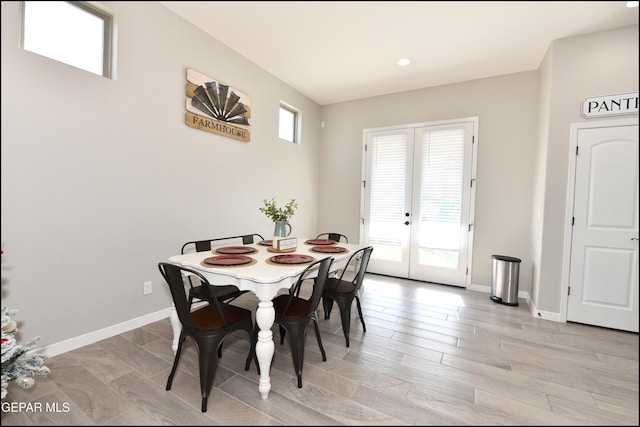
[3, 274, 638, 425]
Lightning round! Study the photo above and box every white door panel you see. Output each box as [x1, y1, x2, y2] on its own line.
[567, 124, 639, 332]
[409, 123, 474, 286]
[362, 129, 413, 277]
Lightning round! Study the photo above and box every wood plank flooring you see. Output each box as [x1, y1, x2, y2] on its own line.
[3, 274, 638, 425]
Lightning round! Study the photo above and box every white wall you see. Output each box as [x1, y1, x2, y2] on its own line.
[318, 72, 539, 294]
[1, 1, 322, 349]
[534, 25, 639, 313]
[318, 25, 639, 318]
[2, 1, 637, 353]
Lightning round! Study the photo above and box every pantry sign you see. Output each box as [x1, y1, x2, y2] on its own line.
[581, 92, 638, 118]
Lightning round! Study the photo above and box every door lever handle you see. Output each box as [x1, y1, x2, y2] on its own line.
[632, 238, 639, 241]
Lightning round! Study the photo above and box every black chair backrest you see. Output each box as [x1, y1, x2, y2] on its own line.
[241, 234, 264, 244]
[352, 246, 373, 291]
[281, 256, 334, 318]
[158, 262, 228, 329]
[316, 233, 348, 243]
[194, 240, 212, 253]
[336, 246, 373, 290]
[181, 234, 265, 254]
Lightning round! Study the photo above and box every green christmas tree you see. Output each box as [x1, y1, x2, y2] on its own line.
[1, 306, 50, 400]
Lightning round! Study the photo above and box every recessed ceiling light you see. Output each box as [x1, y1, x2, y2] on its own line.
[397, 58, 410, 66]
[626, 1, 639, 7]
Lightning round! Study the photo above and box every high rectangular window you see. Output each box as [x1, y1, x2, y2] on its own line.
[21, 1, 113, 78]
[279, 102, 300, 143]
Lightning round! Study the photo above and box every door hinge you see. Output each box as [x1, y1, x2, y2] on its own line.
[466, 267, 469, 275]
[470, 178, 475, 188]
[468, 224, 473, 232]
[568, 286, 571, 296]
[362, 180, 366, 188]
[576, 145, 579, 156]
[572, 217, 575, 226]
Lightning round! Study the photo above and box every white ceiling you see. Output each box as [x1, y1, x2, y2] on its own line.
[160, 1, 639, 105]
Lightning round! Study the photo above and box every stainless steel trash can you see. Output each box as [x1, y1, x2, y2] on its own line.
[490, 255, 521, 306]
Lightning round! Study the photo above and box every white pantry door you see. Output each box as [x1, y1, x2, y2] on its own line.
[567, 123, 639, 332]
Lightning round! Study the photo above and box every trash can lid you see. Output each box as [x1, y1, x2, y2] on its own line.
[492, 255, 521, 262]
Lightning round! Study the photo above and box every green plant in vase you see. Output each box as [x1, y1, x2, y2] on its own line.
[260, 198, 298, 238]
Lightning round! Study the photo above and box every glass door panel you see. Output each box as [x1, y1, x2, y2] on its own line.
[363, 129, 412, 277]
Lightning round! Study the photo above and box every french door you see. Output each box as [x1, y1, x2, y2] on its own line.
[361, 118, 477, 287]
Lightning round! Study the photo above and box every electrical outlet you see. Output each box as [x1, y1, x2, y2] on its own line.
[143, 281, 152, 295]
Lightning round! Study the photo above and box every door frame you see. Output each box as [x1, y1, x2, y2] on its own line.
[560, 117, 639, 323]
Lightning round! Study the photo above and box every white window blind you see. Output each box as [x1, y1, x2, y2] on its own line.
[369, 132, 407, 245]
[418, 126, 464, 255]
[420, 127, 464, 224]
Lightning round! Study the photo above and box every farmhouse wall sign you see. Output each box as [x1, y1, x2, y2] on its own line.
[185, 68, 251, 142]
[581, 92, 638, 118]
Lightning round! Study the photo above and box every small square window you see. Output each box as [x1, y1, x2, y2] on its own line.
[22, 1, 113, 78]
[279, 102, 300, 143]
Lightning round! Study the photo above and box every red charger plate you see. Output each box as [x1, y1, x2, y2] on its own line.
[305, 239, 337, 245]
[204, 255, 253, 266]
[311, 246, 347, 253]
[270, 254, 314, 265]
[216, 246, 257, 254]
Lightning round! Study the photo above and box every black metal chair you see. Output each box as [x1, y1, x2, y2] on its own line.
[180, 234, 264, 306]
[268, 256, 334, 388]
[322, 246, 373, 347]
[315, 232, 349, 243]
[158, 262, 256, 412]
[180, 234, 265, 254]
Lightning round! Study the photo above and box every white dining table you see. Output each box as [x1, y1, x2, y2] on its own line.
[167, 237, 365, 399]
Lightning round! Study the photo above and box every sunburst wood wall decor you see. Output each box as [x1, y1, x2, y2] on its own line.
[185, 68, 251, 142]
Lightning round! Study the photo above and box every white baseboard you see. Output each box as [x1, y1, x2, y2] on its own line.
[469, 283, 492, 294]
[470, 282, 529, 301]
[525, 296, 562, 322]
[36, 284, 564, 358]
[469, 283, 562, 322]
[37, 307, 173, 358]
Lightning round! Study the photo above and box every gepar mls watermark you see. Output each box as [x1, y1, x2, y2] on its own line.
[2, 401, 71, 413]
